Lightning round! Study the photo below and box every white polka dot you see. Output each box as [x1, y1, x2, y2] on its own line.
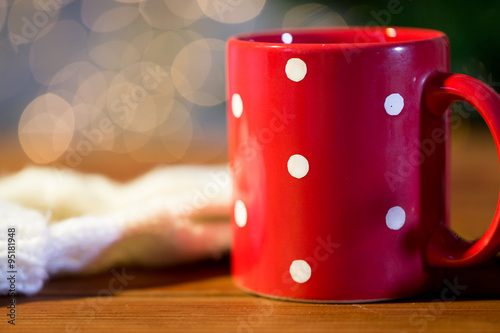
[384, 93, 404, 116]
[231, 93, 243, 118]
[281, 32, 293, 44]
[234, 200, 247, 227]
[386, 206, 406, 230]
[290, 260, 311, 283]
[287, 154, 309, 179]
[285, 58, 307, 82]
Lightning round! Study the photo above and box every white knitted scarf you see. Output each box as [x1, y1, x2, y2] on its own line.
[0, 165, 232, 295]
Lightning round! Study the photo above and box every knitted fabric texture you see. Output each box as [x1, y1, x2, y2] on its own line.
[0, 165, 231, 295]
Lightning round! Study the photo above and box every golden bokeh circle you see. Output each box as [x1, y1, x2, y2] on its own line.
[18, 93, 75, 164]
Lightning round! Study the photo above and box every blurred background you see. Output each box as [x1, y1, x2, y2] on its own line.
[0, 0, 499, 179]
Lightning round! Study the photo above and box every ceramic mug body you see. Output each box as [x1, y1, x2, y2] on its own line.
[227, 27, 500, 302]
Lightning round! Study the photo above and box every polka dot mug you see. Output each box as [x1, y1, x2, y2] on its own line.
[227, 27, 500, 302]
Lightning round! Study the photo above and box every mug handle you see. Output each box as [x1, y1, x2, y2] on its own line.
[424, 72, 500, 267]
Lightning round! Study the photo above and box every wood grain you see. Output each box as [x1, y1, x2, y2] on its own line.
[2, 125, 500, 332]
[6, 259, 500, 333]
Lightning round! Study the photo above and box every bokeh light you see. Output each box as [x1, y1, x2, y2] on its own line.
[73, 65, 108, 107]
[81, 0, 140, 33]
[47, 62, 105, 109]
[19, 1, 486, 168]
[114, 0, 146, 3]
[1, 0, 350, 167]
[72, 103, 115, 151]
[106, 61, 175, 134]
[8, 0, 62, 45]
[171, 38, 226, 106]
[89, 40, 140, 70]
[0, 0, 496, 186]
[87, 16, 154, 70]
[143, 30, 202, 70]
[139, 0, 202, 30]
[165, 1, 203, 22]
[33, 0, 76, 11]
[197, 0, 266, 24]
[18, 93, 75, 164]
[159, 99, 192, 136]
[282, 3, 346, 28]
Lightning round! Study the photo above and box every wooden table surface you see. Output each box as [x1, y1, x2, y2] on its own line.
[2, 125, 500, 332]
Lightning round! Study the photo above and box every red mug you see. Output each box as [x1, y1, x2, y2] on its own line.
[227, 27, 500, 302]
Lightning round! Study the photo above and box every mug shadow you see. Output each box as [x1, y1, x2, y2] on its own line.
[0, 255, 232, 308]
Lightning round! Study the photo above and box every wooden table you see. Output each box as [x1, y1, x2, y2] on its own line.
[2, 125, 500, 332]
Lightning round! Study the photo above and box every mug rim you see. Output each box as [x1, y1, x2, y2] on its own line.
[228, 26, 447, 49]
